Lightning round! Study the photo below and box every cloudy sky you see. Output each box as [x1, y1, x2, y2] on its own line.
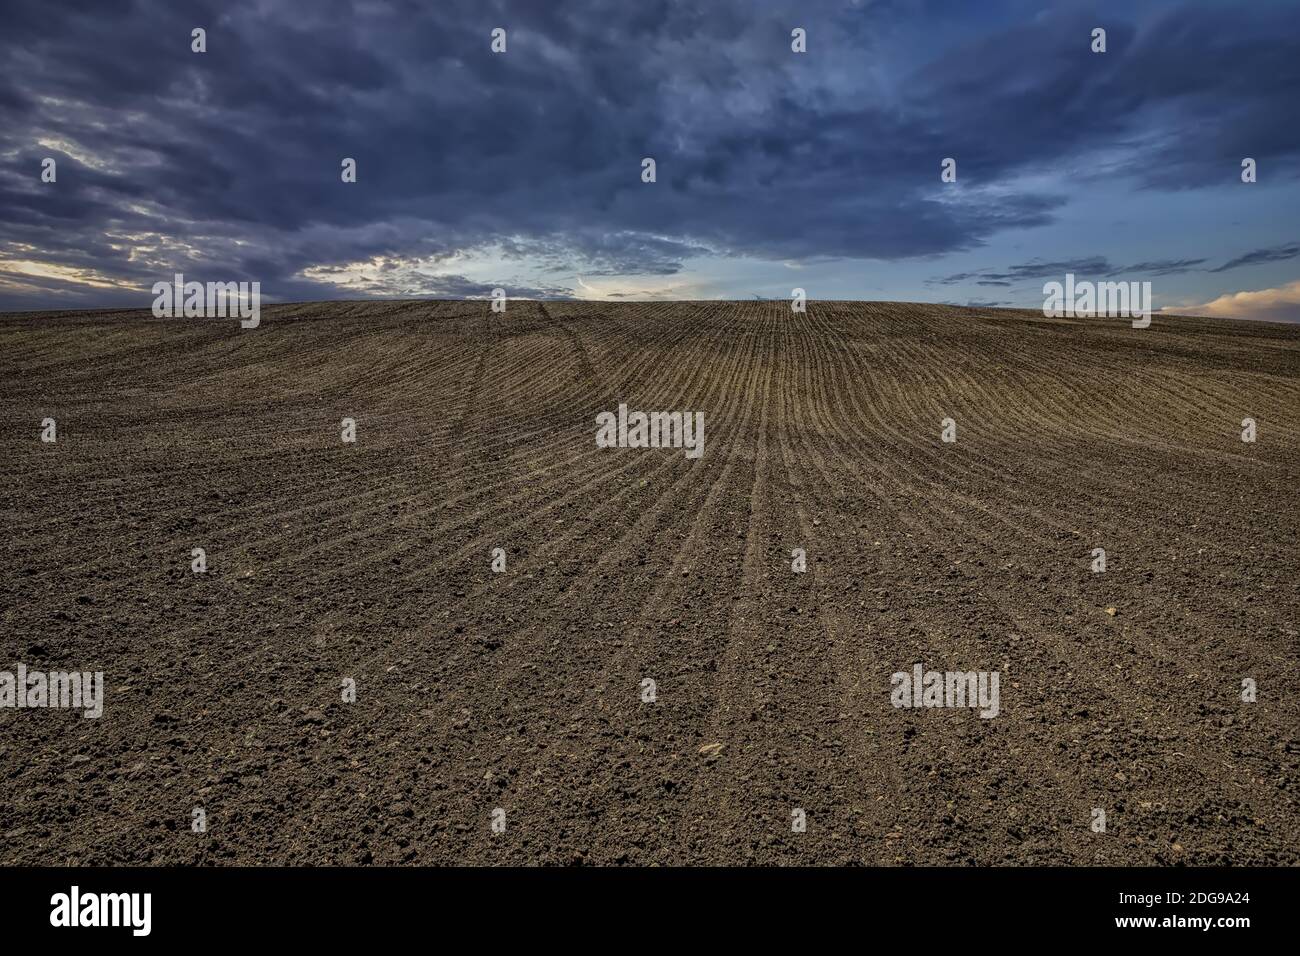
[2, 0, 1299, 319]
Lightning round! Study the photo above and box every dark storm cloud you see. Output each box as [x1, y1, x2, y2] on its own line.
[931, 258, 1112, 286]
[906, 4, 1300, 191]
[932, 244, 1297, 288]
[1207, 243, 1300, 273]
[1, 0, 1298, 308]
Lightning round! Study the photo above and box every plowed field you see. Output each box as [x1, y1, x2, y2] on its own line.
[2, 300, 1297, 865]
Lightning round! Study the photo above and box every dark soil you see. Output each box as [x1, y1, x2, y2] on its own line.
[1, 300, 1297, 865]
